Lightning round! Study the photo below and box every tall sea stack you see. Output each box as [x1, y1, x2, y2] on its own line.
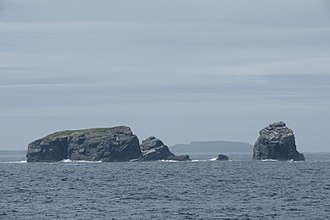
[253, 121, 305, 161]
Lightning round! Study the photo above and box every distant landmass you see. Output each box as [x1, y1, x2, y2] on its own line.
[0, 150, 26, 161]
[0, 150, 26, 155]
[170, 141, 253, 154]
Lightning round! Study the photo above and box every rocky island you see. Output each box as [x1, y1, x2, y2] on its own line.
[253, 121, 305, 161]
[26, 126, 189, 162]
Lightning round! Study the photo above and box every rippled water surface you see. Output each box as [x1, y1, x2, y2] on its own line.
[0, 153, 330, 219]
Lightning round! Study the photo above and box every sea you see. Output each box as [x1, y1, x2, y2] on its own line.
[0, 151, 330, 220]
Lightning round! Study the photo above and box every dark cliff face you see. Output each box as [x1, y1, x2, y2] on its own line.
[27, 136, 69, 162]
[253, 121, 305, 161]
[26, 126, 141, 162]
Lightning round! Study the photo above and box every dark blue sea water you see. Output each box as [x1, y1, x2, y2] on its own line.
[1, 152, 330, 219]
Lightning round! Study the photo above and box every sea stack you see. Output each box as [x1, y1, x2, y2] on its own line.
[253, 121, 305, 161]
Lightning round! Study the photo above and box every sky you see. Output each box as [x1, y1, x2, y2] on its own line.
[0, 0, 330, 152]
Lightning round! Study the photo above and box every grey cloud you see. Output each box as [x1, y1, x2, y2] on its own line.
[0, 0, 330, 151]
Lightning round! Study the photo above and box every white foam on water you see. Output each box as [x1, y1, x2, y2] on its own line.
[191, 157, 233, 162]
[159, 160, 179, 163]
[191, 159, 206, 162]
[261, 159, 278, 162]
[191, 159, 214, 162]
[0, 160, 27, 164]
[60, 159, 102, 163]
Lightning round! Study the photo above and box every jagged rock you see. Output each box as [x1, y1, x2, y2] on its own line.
[253, 121, 305, 161]
[26, 126, 141, 162]
[216, 154, 229, 161]
[138, 137, 190, 161]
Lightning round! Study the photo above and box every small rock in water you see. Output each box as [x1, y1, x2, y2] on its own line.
[216, 154, 229, 161]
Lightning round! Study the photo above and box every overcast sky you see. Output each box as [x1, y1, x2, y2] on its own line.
[0, 0, 330, 152]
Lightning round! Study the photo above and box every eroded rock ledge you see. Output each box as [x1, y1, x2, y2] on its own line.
[138, 136, 190, 161]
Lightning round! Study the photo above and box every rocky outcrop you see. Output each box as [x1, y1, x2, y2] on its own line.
[253, 121, 305, 161]
[216, 154, 229, 161]
[27, 127, 191, 162]
[26, 126, 141, 162]
[138, 137, 190, 161]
